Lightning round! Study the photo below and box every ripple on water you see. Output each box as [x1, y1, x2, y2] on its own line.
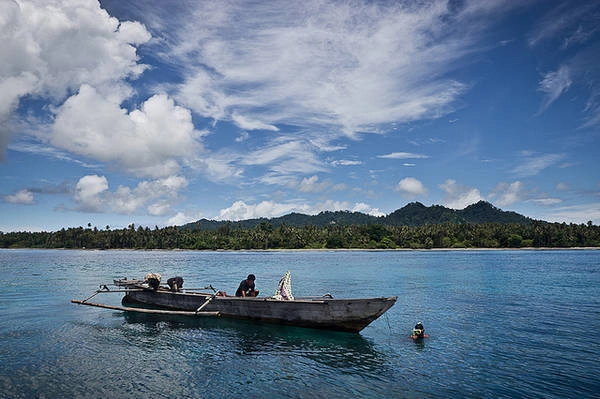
[1, 249, 599, 398]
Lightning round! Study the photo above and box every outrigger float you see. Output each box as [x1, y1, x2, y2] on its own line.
[72, 272, 397, 333]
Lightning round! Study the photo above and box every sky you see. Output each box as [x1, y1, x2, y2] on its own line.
[1, 0, 600, 232]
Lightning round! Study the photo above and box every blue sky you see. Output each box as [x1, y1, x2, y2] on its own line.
[1, 0, 600, 232]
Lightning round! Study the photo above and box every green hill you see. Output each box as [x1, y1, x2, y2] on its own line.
[182, 201, 533, 230]
[3, 201, 598, 250]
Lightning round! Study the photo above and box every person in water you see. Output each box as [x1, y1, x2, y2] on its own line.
[410, 322, 429, 339]
[236, 274, 259, 297]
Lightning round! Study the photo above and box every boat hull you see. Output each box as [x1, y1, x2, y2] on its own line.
[124, 290, 396, 332]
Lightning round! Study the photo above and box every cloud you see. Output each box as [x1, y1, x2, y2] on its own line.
[490, 181, 524, 206]
[53, 85, 203, 178]
[440, 179, 483, 209]
[147, 201, 172, 217]
[195, 153, 244, 182]
[73, 174, 188, 215]
[235, 131, 250, 143]
[216, 198, 384, 221]
[512, 152, 566, 177]
[331, 159, 362, 166]
[528, 2, 600, 48]
[4, 189, 34, 205]
[581, 103, 600, 128]
[527, 2, 600, 125]
[395, 177, 428, 198]
[217, 200, 305, 221]
[309, 199, 385, 217]
[168, 1, 481, 141]
[351, 202, 385, 217]
[297, 175, 330, 193]
[0, 72, 37, 160]
[537, 66, 572, 113]
[378, 152, 430, 160]
[577, 46, 600, 128]
[529, 198, 562, 206]
[108, 176, 188, 214]
[0, 0, 151, 156]
[491, 181, 566, 207]
[536, 203, 600, 225]
[75, 175, 109, 212]
[241, 139, 326, 182]
[109, 175, 188, 214]
[167, 210, 204, 226]
[231, 112, 279, 131]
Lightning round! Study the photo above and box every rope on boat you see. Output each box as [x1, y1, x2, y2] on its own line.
[81, 291, 99, 303]
[78, 284, 110, 303]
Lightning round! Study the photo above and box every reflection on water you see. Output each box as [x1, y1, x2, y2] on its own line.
[120, 311, 387, 374]
[411, 337, 426, 351]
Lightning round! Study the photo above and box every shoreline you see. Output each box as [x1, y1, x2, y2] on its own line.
[2, 246, 599, 252]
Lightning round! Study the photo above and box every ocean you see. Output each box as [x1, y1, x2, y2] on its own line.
[0, 249, 598, 398]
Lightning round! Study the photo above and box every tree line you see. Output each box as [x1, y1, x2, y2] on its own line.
[1, 220, 599, 250]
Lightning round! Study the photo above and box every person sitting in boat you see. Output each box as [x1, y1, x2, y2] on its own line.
[167, 276, 183, 292]
[236, 274, 259, 297]
[410, 322, 429, 340]
[144, 273, 161, 290]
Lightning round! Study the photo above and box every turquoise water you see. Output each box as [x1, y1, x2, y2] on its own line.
[0, 249, 598, 398]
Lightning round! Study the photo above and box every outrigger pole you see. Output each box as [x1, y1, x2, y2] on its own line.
[71, 299, 220, 316]
[71, 283, 220, 316]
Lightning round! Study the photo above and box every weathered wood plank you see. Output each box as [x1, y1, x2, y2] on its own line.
[123, 291, 397, 332]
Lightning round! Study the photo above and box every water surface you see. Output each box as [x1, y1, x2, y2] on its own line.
[0, 249, 598, 398]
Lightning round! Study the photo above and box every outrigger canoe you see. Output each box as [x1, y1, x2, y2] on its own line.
[72, 275, 397, 333]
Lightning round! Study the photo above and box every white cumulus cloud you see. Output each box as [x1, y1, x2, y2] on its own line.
[298, 175, 330, 193]
[440, 179, 483, 209]
[216, 198, 384, 221]
[53, 85, 203, 178]
[0, 0, 151, 156]
[395, 177, 428, 198]
[4, 189, 34, 205]
[167, 211, 205, 226]
[217, 200, 305, 221]
[75, 174, 109, 212]
[74, 174, 188, 215]
[351, 202, 385, 217]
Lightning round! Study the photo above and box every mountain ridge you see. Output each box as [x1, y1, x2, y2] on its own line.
[182, 200, 534, 230]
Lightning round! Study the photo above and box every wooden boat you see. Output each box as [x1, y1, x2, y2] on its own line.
[72, 277, 397, 333]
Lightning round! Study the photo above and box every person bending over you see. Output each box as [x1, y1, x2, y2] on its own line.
[236, 274, 259, 297]
[167, 276, 183, 292]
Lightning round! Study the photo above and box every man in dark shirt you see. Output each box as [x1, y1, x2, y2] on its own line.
[236, 274, 259, 297]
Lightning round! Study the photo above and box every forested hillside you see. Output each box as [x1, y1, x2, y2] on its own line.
[2, 201, 598, 250]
